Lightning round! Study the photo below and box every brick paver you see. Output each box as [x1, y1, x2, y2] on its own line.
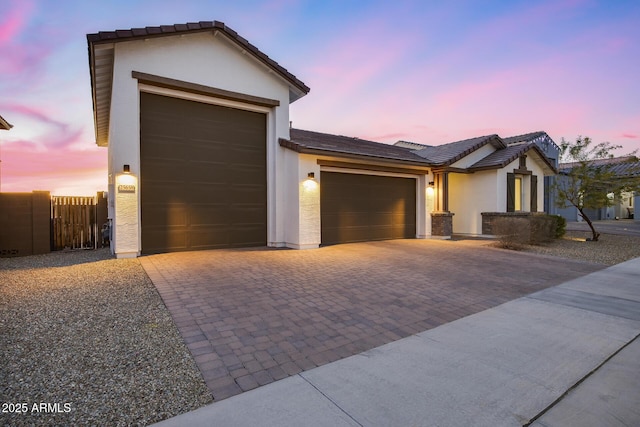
[140, 239, 603, 401]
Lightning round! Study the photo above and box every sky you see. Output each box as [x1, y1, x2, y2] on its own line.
[1, 0, 639, 195]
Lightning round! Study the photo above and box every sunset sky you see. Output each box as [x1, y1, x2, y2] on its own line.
[1, 0, 639, 195]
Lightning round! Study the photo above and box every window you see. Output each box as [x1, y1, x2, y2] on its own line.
[514, 177, 522, 210]
[507, 173, 536, 212]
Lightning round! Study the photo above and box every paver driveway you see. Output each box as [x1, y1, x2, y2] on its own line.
[140, 239, 603, 401]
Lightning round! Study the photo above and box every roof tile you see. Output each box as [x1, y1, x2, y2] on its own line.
[87, 21, 309, 95]
[281, 129, 432, 165]
[412, 135, 505, 165]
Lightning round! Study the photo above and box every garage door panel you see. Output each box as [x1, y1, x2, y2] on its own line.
[185, 140, 228, 159]
[188, 226, 230, 249]
[143, 228, 188, 253]
[142, 183, 188, 204]
[189, 204, 230, 226]
[141, 92, 266, 254]
[188, 183, 229, 201]
[321, 172, 416, 245]
[143, 204, 188, 227]
[230, 206, 267, 224]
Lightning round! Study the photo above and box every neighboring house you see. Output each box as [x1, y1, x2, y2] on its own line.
[87, 21, 556, 258]
[553, 156, 640, 221]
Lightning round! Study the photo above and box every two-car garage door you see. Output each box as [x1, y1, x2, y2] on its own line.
[320, 172, 416, 245]
[140, 92, 267, 254]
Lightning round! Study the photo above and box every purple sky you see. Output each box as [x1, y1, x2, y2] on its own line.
[1, 0, 639, 195]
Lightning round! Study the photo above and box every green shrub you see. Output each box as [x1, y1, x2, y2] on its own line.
[552, 214, 566, 238]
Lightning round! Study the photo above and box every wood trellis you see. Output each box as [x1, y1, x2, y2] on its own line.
[51, 196, 101, 250]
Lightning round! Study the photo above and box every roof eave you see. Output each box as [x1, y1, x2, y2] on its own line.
[279, 138, 433, 168]
[439, 135, 506, 166]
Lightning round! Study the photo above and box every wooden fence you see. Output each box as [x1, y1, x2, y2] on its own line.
[51, 193, 108, 251]
[1, 191, 108, 257]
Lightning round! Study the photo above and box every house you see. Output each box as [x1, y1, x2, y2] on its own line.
[553, 156, 640, 221]
[87, 21, 556, 258]
[392, 133, 556, 235]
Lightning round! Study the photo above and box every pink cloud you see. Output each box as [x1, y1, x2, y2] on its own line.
[0, 0, 33, 45]
[621, 133, 638, 139]
[0, 103, 86, 150]
[1, 144, 106, 195]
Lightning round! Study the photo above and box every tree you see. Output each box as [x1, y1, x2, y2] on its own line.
[553, 136, 640, 241]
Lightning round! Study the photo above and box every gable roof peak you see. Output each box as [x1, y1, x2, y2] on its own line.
[411, 134, 505, 166]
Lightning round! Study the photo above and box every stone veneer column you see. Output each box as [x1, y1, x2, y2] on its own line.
[431, 212, 454, 238]
[431, 171, 453, 238]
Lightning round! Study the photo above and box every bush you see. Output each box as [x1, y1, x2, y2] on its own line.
[552, 214, 566, 238]
[493, 217, 529, 250]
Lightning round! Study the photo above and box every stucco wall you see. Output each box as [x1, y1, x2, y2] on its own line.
[107, 31, 293, 256]
[449, 170, 498, 235]
[451, 144, 496, 169]
[450, 153, 548, 235]
[496, 155, 546, 213]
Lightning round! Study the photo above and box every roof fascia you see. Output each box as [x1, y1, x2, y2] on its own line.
[441, 135, 505, 166]
[279, 138, 434, 168]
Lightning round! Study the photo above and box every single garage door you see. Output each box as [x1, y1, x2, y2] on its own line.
[321, 172, 416, 245]
[140, 92, 266, 254]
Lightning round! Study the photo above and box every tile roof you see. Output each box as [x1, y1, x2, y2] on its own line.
[503, 131, 546, 145]
[87, 21, 309, 95]
[0, 114, 12, 130]
[468, 142, 556, 174]
[280, 129, 432, 166]
[411, 135, 505, 166]
[393, 140, 432, 150]
[560, 156, 640, 177]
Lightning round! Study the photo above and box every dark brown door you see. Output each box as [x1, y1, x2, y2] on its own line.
[140, 92, 266, 254]
[321, 172, 416, 245]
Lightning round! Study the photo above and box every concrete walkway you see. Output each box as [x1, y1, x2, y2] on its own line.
[153, 257, 640, 427]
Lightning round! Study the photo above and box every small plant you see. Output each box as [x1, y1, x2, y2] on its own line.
[553, 214, 566, 238]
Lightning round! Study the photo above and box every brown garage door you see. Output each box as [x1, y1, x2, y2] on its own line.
[140, 92, 266, 254]
[321, 172, 416, 245]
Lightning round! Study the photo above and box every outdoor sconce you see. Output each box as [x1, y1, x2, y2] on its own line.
[426, 181, 435, 197]
[303, 171, 318, 190]
[123, 164, 131, 174]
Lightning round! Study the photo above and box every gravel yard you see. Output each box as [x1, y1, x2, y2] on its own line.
[521, 230, 640, 266]
[0, 249, 211, 427]
[1, 228, 639, 426]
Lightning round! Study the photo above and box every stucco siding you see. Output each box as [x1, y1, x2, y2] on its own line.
[451, 144, 496, 169]
[107, 32, 292, 256]
[449, 170, 498, 235]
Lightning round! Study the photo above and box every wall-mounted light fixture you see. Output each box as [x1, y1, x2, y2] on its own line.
[426, 181, 435, 197]
[303, 171, 318, 190]
[123, 164, 131, 174]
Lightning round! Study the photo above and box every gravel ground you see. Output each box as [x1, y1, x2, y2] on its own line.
[520, 230, 640, 266]
[0, 249, 212, 427]
[2, 231, 639, 426]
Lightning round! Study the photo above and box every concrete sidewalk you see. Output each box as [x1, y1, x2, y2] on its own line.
[153, 258, 640, 427]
